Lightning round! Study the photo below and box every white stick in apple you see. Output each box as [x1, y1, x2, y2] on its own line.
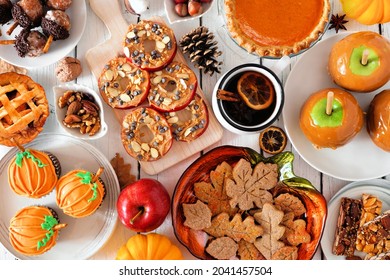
[326, 91, 334, 116]
[361, 49, 370, 66]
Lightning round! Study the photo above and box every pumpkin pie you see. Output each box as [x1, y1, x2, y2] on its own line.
[224, 0, 331, 57]
[0, 72, 49, 146]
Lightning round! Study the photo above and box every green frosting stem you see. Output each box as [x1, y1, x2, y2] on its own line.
[15, 149, 46, 168]
[88, 183, 99, 202]
[76, 171, 99, 203]
[37, 216, 58, 250]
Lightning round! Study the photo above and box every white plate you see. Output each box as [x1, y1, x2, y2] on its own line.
[320, 179, 390, 260]
[0, 133, 119, 260]
[0, 0, 87, 68]
[164, 0, 214, 24]
[283, 32, 390, 181]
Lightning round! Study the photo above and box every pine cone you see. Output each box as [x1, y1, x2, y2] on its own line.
[179, 26, 222, 76]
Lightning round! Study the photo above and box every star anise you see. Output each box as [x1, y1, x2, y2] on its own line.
[329, 14, 348, 33]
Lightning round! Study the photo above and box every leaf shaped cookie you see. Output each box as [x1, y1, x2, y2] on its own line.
[254, 203, 286, 260]
[274, 193, 306, 217]
[205, 212, 263, 243]
[282, 212, 311, 246]
[206, 237, 238, 260]
[226, 159, 277, 210]
[238, 239, 266, 260]
[183, 200, 212, 230]
[194, 161, 238, 216]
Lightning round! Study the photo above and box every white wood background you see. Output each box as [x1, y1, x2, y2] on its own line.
[0, 0, 389, 260]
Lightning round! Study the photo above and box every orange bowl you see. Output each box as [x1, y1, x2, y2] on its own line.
[172, 145, 327, 260]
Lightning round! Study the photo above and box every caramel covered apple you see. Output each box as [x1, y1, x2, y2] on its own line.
[300, 88, 364, 149]
[328, 31, 390, 92]
[367, 89, 390, 152]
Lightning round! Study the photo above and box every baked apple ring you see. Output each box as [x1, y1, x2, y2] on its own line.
[165, 94, 209, 142]
[121, 107, 173, 161]
[98, 57, 150, 109]
[148, 61, 197, 112]
[123, 20, 177, 72]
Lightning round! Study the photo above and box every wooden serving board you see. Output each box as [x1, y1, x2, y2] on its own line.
[85, 0, 224, 175]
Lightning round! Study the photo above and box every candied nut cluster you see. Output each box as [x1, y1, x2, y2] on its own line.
[58, 90, 101, 136]
[356, 211, 390, 257]
[359, 193, 382, 226]
[332, 193, 390, 259]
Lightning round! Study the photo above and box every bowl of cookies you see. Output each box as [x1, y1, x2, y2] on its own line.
[53, 84, 108, 140]
[172, 145, 327, 260]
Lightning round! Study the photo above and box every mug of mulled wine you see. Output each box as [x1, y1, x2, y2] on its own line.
[212, 63, 285, 134]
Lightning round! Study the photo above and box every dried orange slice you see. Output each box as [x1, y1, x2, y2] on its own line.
[259, 126, 287, 154]
[237, 71, 275, 110]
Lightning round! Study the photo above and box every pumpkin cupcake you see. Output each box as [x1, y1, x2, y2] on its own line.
[56, 167, 105, 218]
[9, 206, 67, 256]
[8, 147, 61, 198]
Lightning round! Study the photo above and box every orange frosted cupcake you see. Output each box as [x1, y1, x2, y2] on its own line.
[8, 148, 61, 198]
[56, 167, 105, 218]
[9, 206, 67, 256]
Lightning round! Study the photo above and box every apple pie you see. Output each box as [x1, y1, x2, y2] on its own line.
[224, 0, 331, 57]
[0, 72, 49, 146]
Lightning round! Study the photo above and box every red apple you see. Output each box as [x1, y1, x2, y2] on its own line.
[174, 0, 188, 3]
[117, 178, 170, 232]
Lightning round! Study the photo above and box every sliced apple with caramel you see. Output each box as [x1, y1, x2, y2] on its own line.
[98, 57, 150, 109]
[121, 107, 173, 161]
[123, 20, 177, 72]
[148, 61, 197, 112]
[164, 94, 209, 142]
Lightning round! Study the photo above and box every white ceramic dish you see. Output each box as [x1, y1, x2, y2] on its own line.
[0, 133, 120, 260]
[164, 0, 214, 24]
[53, 84, 108, 140]
[212, 63, 284, 135]
[0, 0, 87, 68]
[283, 32, 390, 181]
[321, 179, 390, 260]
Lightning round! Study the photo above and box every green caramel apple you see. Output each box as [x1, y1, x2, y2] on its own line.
[300, 88, 363, 149]
[328, 31, 390, 92]
[349, 46, 379, 76]
[310, 96, 343, 127]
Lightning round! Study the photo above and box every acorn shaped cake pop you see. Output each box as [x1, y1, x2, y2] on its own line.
[41, 9, 71, 53]
[7, 0, 44, 35]
[45, 0, 73, 11]
[56, 167, 106, 218]
[13, 28, 48, 57]
[0, 0, 12, 25]
[8, 144, 61, 199]
[9, 206, 67, 256]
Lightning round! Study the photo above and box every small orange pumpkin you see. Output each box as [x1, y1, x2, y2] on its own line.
[116, 233, 184, 260]
[341, 0, 390, 25]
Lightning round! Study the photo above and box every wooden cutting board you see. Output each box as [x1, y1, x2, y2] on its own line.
[86, 0, 223, 175]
